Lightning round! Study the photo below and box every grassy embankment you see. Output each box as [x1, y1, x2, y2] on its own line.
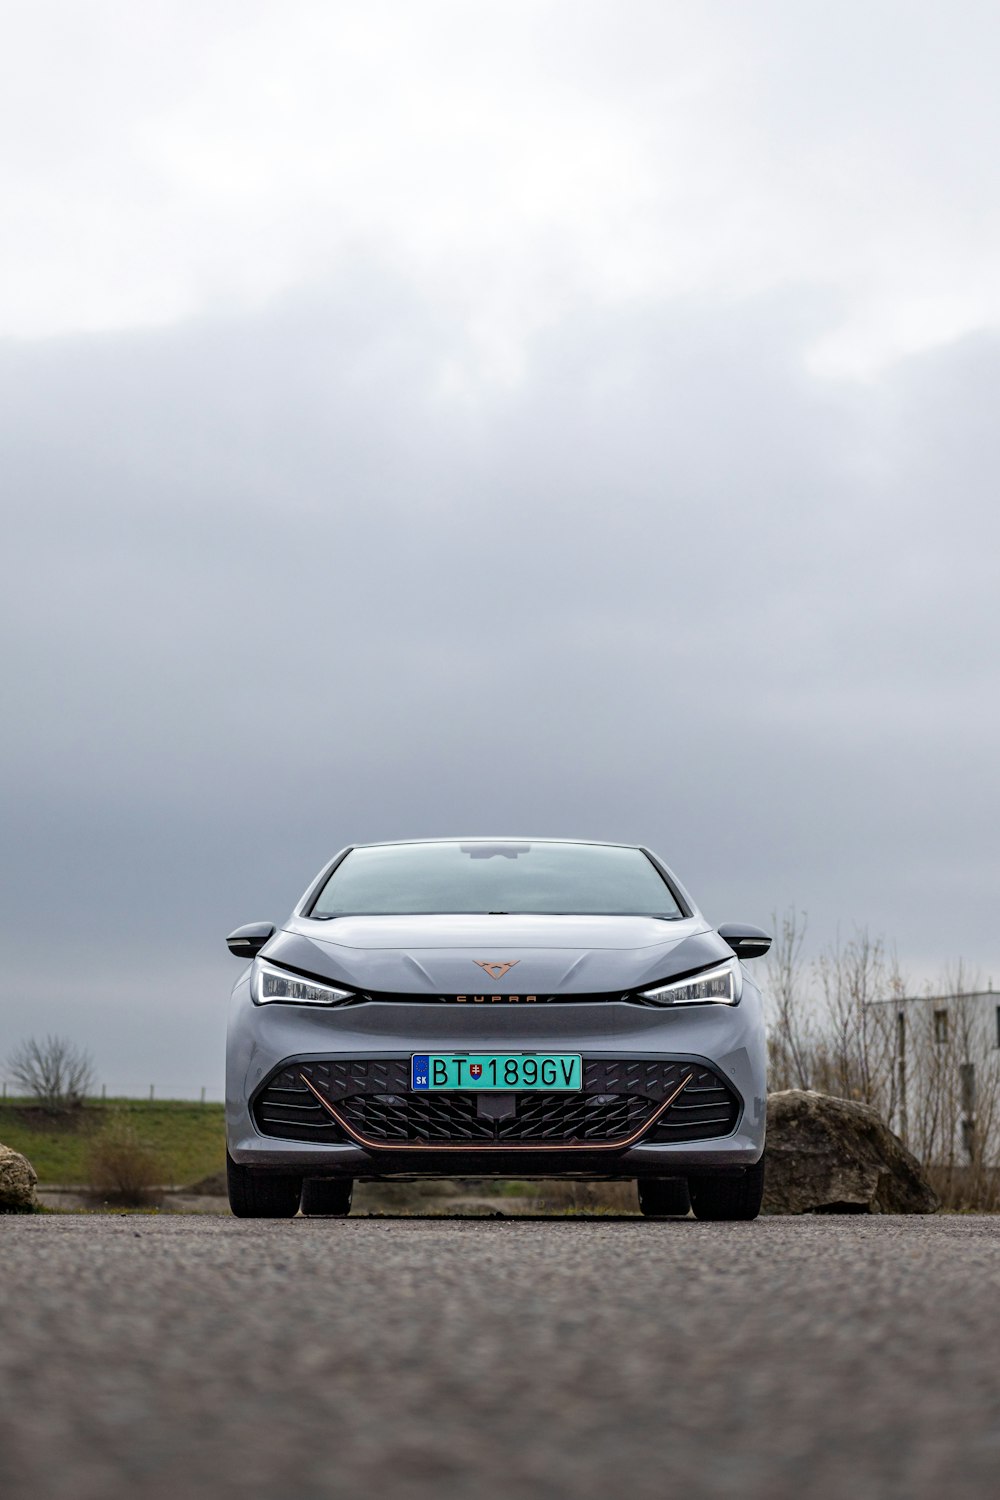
[0, 1099, 225, 1187]
[0, 1100, 642, 1212]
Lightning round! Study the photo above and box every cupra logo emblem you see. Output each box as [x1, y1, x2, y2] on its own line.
[474, 960, 520, 982]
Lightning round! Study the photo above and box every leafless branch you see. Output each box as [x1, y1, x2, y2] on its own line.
[7, 1034, 95, 1111]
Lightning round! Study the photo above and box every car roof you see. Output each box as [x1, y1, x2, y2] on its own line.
[346, 837, 645, 851]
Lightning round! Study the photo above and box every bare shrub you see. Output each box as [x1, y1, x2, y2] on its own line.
[811, 929, 904, 1116]
[926, 1165, 1000, 1214]
[87, 1111, 162, 1206]
[762, 920, 1000, 1210]
[762, 919, 905, 1111]
[536, 1180, 638, 1213]
[8, 1035, 95, 1113]
[764, 909, 812, 1090]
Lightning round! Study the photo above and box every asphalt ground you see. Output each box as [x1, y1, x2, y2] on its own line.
[2, 1214, 999, 1500]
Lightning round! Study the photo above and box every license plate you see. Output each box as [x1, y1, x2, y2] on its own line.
[411, 1053, 582, 1091]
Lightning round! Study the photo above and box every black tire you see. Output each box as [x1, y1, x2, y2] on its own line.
[688, 1157, 765, 1221]
[300, 1178, 353, 1217]
[226, 1152, 302, 1219]
[638, 1178, 691, 1217]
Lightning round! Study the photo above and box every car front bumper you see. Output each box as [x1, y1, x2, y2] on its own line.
[226, 971, 767, 1179]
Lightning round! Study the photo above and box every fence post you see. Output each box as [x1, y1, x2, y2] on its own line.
[149, 1084, 154, 1101]
[897, 1009, 908, 1146]
[200, 1086, 206, 1104]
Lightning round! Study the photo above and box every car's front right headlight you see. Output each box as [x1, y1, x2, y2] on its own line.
[251, 958, 355, 1007]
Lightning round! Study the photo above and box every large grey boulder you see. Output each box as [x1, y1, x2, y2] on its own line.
[0, 1143, 38, 1212]
[764, 1089, 938, 1214]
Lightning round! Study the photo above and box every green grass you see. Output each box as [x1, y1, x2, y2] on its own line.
[0, 1099, 225, 1187]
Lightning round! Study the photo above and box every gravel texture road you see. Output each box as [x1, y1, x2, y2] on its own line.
[2, 1213, 999, 1500]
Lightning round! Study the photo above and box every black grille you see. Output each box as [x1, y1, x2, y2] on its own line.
[336, 1092, 496, 1142]
[583, 1059, 695, 1100]
[332, 1089, 656, 1144]
[252, 1057, 740, 1148]
[497, 1093, 653, 1143]
[253, 1069, 347, 1143]
[648, 1066, 741, 1142]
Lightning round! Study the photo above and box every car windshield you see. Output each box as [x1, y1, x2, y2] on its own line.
[308, 841, 684, 919]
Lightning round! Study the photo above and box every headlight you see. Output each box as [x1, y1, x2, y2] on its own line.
[638, 958, 742, 1006]
[251, 958, 355, 1007]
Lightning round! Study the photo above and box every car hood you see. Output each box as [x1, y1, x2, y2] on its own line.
[262, 913, 731, 995]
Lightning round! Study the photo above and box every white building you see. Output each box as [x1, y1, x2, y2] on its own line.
[870, 989, 1000, 1164]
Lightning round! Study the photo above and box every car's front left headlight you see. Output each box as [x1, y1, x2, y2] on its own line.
[638, 957, 742, 1007]
[251, 958, 356, 1007]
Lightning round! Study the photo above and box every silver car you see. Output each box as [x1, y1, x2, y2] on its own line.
[225, 839, 770, 1219]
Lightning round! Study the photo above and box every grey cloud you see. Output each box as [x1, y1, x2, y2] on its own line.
[2, 269, 999, 1091]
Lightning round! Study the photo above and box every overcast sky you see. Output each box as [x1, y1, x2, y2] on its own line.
[3, 1, 1000, 1097]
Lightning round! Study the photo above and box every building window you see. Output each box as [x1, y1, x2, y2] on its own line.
[934, 1009, 949, 1045]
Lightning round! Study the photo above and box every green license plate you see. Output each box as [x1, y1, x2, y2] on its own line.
[411, 1053, 582, 1091]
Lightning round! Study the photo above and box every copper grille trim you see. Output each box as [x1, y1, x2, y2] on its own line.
[296, 1070, 693, 1152]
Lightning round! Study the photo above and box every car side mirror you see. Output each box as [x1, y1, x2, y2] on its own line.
[718, 923, 771, 960]
[226, 922, 275, 959]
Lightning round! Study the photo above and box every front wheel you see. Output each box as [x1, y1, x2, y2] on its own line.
[226, 1152, 302, 1218]
[688, 1158, 765, 1221]
[300, 1178, 353, 1216]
